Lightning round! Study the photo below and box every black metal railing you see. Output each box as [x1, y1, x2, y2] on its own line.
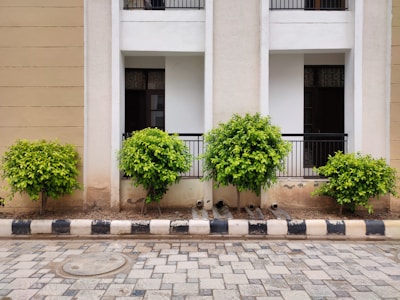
[122, 133, 203, 178]
[124, 0, 205, 10]
[278, 133, 348, 177]
[122, 132, 347, 179]
[270, 0, 348, 10]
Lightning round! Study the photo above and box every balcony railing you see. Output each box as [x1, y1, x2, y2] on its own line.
[270, 0, 349, 10]
[278, 133, 348, 177]
[124, 0, 205, 10]
[123, 132, 347, 179]
[122, 133, 204, 178]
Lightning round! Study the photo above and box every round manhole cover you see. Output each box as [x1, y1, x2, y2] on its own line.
[62, 253, 127, 276]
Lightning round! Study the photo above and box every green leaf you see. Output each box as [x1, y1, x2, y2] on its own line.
[118, 128, 192, 203]
[313, 151, 399, 214]
[0, 139, 81, 207]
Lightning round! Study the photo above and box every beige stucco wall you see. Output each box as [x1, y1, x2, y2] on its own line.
[212, 0, 260, 124]
[391, 0, 400, 212]
[362, 0, 390, 158]
[212, 0, 261, 204]
[0, 0, 84, 212]
[84, 0, 113, 210]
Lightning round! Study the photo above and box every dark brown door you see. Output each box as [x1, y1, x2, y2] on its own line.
[125, 90, 146, 133]
[304, 66, 344, 167]
[125, 90, 165, 133]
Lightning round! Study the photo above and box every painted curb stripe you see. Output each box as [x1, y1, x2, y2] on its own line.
[91, 220, 111, 234]
[52, 220, 70, 234]
[210, 219, 228, 234]
[326, 220, 345, 235]
[248, 221, 267, 235]
[131, 221, 150, 234]
[365, 220, 385, 235]
[171, 221, 189, 234]
[1, 219, 399, 239]
[12, 220, 31, 235]
[287, 220, 307, 235]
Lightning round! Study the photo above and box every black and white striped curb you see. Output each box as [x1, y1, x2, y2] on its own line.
[0, 219, 399, 239]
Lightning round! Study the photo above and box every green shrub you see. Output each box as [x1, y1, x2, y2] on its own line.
[1, 139, 81, 214]
[312, 151, 398, 214]
[201, 113, 291, 211]
[118, 128, 192, 209]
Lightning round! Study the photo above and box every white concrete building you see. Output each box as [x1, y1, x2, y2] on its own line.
[83, 0, 395, 211]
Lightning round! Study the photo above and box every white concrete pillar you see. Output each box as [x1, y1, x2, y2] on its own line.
[203, 0, 214, 210]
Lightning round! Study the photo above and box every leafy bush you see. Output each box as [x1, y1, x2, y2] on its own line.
[1, 139, 81, 214]
[201, 113, 291, 211]
[312, 151, 398, 214]
[118, 128, 191, 209]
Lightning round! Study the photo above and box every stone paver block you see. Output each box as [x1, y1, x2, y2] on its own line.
[281, 290, 311, 300]
[173, 283, 199, 296]
[303, 284, 335, 297]
[104, 283, 134, 296]
[245, 269, 270, 279]
[144, 290, 172, 300]
[127, 269, 153, 278]
[223, 273, 249, 284]
[239, 284, 267, 296]
[200, 278, 224, 289]
[163, 273, 187, 283]
[7, 289, 38, 300]
[213, 289, 241, 299]
[37, 283, 70, 296]
[188, 269, 210, 279]
[177, 261, 199, 270]
[135, 278, 162, 290]
[154, 265, 176, 273]
[303, 270, 331, 280]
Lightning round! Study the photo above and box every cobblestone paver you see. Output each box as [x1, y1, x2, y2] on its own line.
[0, 239, 399, 299]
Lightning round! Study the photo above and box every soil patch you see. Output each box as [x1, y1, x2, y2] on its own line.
[1, 206, 399, 221]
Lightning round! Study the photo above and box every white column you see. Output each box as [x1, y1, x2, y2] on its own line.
[203, 0, 213, 210]
[353, 0, 363, 152]
[385, 0, 392, 161]
[84, 0, 112, 210]
[110, 0, 122, 211]
[259, 0, 269, 116]
[260, 0, 271, 209]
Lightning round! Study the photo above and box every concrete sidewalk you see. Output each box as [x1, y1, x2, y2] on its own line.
[0, 239, 399, 299]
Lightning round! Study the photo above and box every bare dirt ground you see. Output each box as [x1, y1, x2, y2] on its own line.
[1, 206, 399, 220]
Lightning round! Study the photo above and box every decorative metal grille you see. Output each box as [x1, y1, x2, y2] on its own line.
[125, 70, 146, 90]
[304, 68, 315, 87]
[304, 66, 344, 88]
[148, 71, 165, 90]
[125, 70, 165, 90]
[318, 67, 344, 87]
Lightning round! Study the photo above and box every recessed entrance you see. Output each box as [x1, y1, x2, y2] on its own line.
[304, 65, 345, 167]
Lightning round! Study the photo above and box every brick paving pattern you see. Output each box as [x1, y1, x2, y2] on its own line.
[0, 239, 399, 299]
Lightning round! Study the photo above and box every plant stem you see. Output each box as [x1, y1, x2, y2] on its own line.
[40, 189, 47, 216]
[236, 187, 241, 213]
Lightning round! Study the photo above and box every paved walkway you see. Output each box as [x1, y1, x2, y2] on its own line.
[0, 239, 399, 299]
